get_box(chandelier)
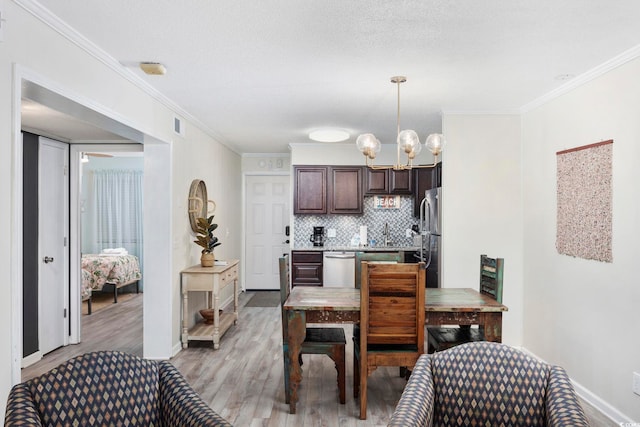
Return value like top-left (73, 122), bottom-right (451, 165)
top-left (356, 76), bottom-right (445, 170)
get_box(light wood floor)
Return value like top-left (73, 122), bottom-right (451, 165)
top-left (21, 292), bottom-right (617, 426)
top-left (22, 291), bottom-right (143, 380)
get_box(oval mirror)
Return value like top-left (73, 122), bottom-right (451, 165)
top-left (188, 179), bottom-right (208, 233)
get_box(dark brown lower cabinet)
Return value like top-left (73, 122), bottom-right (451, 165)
top-left (291, 251), bottom-right (323, 286)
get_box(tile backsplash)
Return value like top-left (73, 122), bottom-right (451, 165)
top-left (294, 196), bottom-right (418, 247)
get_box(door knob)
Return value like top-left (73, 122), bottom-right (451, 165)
top-left (282, 240), bottom-right (290, 244)
top-left (43, 256), bottom-right (54, 263)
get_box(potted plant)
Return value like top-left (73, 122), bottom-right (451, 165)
top-left (194, 215), bottom-right (221, 267)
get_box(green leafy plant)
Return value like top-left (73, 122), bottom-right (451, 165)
top-left (194, 215), bottom-right (222, 254)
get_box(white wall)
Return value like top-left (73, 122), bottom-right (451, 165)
top-left (522, 57), bottom-right (640, 421)
top-left (242, 153), bottom-right (290, 173)
top-left (440, 114), bottom-right (523, 347)
top-left (171, 123), bottom-right (241, 348)
top-left (0, 1), bottom-right (241, 419)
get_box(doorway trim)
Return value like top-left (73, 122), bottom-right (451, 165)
top-left (11, 64), bottom-right (173, 382)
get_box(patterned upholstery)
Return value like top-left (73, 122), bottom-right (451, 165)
top-left (4, 351), bottom-right (231, 427)
top-left (388, 342), bottom-right (589, 427)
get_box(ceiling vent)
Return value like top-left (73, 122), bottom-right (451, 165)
top-left (174, 117), bottom-right (185, 136)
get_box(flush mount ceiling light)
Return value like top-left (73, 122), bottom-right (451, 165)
top-left (308, 129), bottom-right (350, 142)
top-left (139, 62), bottom-right (167, 75)
top-left (356, 76), bottom-right (445, 170)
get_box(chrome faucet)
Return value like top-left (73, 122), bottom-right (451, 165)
top-left (383, 222), bottom-right (391, 246)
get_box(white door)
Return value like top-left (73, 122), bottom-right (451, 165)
top-left (38, 138), bottom-right (69, 355)
top-left (245, 175), bottom-right (290, 290)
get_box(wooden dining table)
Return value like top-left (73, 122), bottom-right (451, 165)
top-left (283, 286), bottom-right (508, 414)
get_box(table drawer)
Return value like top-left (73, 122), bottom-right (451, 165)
top-left (220, 264), bottom-right (238, 286)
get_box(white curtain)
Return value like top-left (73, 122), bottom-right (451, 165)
top-left (91, 169), bottom-right (144, 289)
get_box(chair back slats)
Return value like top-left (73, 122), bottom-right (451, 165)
top-left (355, 251), bottom-right (403, 288)
top-left (362, 262), bottom-right (425, 347)
top-left (479, 254), bottom-right (504, 303)
top-left (356, 261), bottom-right (426, 420)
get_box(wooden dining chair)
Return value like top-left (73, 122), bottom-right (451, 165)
top-left (427, 254), bottom-right (504, 352)
top-left (279, 255), bottom-right (346, 405)
top-left (355, 251), bottom-right (405, 378)
top-left (353, 261), bottom-right (426, 420)
top-left (354, 251), bottom-right (403, 288)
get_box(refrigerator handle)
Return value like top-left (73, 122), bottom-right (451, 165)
top-left (419, 197), bottom-right (427, 260)
top-left (424, 197), bottom-right (433, 269)
top-left (425, 233), bottom-right (433, 269)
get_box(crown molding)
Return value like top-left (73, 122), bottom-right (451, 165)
top-left (14, 0), bottom-right (238, 154)
top-left (242, 152), bottom-right (291, 158)
top-left (521, 43), bottom-right (640, 113)
top-left (442, 109), bottom-right (520, 116)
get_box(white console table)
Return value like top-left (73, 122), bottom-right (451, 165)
top-left (180, 260), bottom-right (239, 349)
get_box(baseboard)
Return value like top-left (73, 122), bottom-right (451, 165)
top-left (520, 346), bottom-right (631, 424)
top-left (143, 354), bottom-right (171, 361)
top-left (22, 351), bottom-right (42, 368)
top-left (221, 295), bottom-right (234, 310)
top-left (572, 379), bottom-right (634, 424)
top-left (172, 341), bottom-right (183, 358)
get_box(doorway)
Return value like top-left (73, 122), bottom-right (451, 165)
top-left (78, 152), bottom-right (144, 322)
top-left (244, 174), bottom-right (290, 290)
top-left (12, 74), bottom-right (173, 383)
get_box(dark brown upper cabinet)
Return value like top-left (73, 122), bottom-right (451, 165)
top-left (389, 169), bottom-right (412, 194)
top-left (413, 162), bottom-right (442, 217)
top-left (364, 168), bottom-right (412, 195)
top-left (293, 166), bottom-right (363, 215)
top-left (328, 166), bottom-right (363, 214)
top-left (293, 166), bottom-right (327, 214)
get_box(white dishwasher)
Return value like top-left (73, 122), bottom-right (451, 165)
top-left (323, 251), bottom-right (356, 288)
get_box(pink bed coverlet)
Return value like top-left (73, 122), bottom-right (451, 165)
top-left (81, 254), bottom-right (142, 292)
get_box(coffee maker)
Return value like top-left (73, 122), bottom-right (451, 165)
top-left (309, 226), bottom-right (325, 247)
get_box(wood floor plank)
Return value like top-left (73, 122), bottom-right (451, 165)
top-left (20, 291), bottom-right (618, 426)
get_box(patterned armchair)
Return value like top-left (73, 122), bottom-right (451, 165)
top-left (388, 342), bottom-right (589, 427)
top-left (5, 351), bottom-right (231, 427)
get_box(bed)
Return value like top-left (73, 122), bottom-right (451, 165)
top-left (81, 254), bottom-right (142, 311)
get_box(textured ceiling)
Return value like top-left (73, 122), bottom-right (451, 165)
top-left (21, 0), bottom-right (640, 153)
